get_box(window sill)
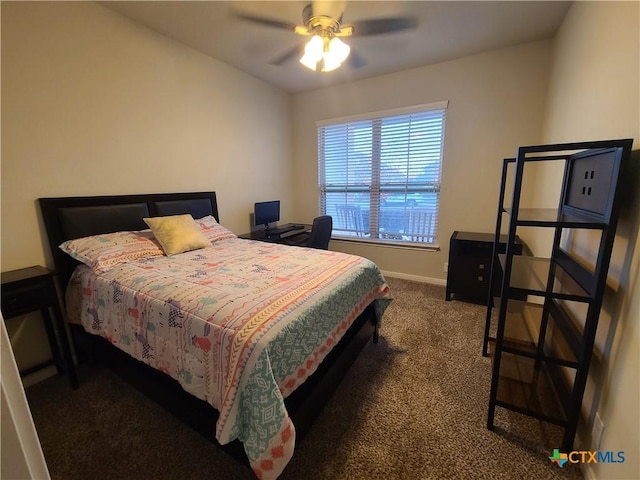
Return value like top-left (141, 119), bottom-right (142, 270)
top-left (331, 236), bottom-right (440, 252)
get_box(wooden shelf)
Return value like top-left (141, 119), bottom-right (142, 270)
top-left (503, 208), bottom-right (608, 228)
top-left (488, 304), bottom-right (575, 421)
top-left (489, 299), bottom-right (580, 368)
top-left (494, 353), bottom-right (569, 426)
top-left (499, 255), bottom-right (591, 301)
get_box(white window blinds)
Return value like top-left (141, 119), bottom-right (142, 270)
top-left (318, 102), bottom-right (447, 245)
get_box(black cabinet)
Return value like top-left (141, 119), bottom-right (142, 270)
top-left (483, 139), bottom-right (633, 452)
top-left (1, 265), bottom-right (78, 388)
top-left (446, 231), bottom-right (521, 304)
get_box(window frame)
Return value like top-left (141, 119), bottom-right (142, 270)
top-left (317, 101), bottom-right (448, 249)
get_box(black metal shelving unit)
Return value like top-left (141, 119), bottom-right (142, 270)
top-left (483, 139), bottom-right (633, 451)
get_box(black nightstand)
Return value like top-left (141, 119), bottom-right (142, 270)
top-left (1, 266), bottom-right (78, 389)
top-left (445, 231), bottom-right (523, 304)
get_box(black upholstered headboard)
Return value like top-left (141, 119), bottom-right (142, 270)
top-left (39, 191), bottom-right (219, 287)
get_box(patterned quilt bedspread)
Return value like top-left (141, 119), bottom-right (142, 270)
top-left (65, 237), bottom-right (391, 479)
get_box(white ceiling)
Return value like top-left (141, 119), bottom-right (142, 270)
top-left (100, 1), bottom-right (572, 93)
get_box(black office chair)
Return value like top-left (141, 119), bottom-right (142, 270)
top-left (282, 215), bottom-right (333, 250)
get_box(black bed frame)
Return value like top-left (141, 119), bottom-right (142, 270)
top-left (38, 191), bottom-right (378, 465)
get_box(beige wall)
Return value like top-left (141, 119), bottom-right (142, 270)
top-left (538, 2), bottom-right (639, 479)
top-left (1, 1), bottom-right (292, 274)
top-left (291, 40), bottom-right (553, 282)
top-left (0, 2), bottom-right (291, 383)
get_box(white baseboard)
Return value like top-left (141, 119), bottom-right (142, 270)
top-left (381, 270), bottom-right (447, 286)
top-left (21, 365), bottom-right (58, 388)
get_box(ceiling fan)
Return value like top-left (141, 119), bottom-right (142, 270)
top-left (234, 1), bottom-right (418, 72)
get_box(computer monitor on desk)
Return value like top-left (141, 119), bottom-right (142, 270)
top-left (254, 200), bottom-right (280, 231)
top-left (253, 201), bottom-right (308, 237)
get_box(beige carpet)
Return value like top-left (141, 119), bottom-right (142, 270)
top-left (26, 278), bottom-right (583, 480)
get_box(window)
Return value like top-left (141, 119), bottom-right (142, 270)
top-left (317, 101), bottom-right (447, 246)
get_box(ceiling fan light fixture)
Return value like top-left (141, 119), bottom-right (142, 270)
top-left (300, 34), bottom-right (324, 70)
top-left (237, 3), bottom-right (418, 71)
top-left (321, 55), bottom-right (341, 72)
top-left (300, 34), bottom-right (350, 72)
top-left (326, 36), bottom-right (350, 62)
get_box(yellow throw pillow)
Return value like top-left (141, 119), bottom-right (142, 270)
top-left (143, 214), bottom-right (211, 256)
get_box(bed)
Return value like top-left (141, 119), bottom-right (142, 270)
top-left (38, 191), bottom-right (391, 479)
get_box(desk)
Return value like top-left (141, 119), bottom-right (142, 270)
top-left (1, 265), bottom-right (79, 389)
top-left (238, 223), bottom-right (312, 243)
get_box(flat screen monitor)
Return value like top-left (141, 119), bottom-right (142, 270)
top-left (254, 200), bottom-right (280, 230)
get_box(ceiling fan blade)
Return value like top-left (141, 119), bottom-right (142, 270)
top-left (349, 17), bottom-right (418, 36)
top-left (234, 11), bottom-right (300, 32)
top-left (347, 49), bottom-right (367, 69)
top-left (269, 44), bottom-right (304, 66)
